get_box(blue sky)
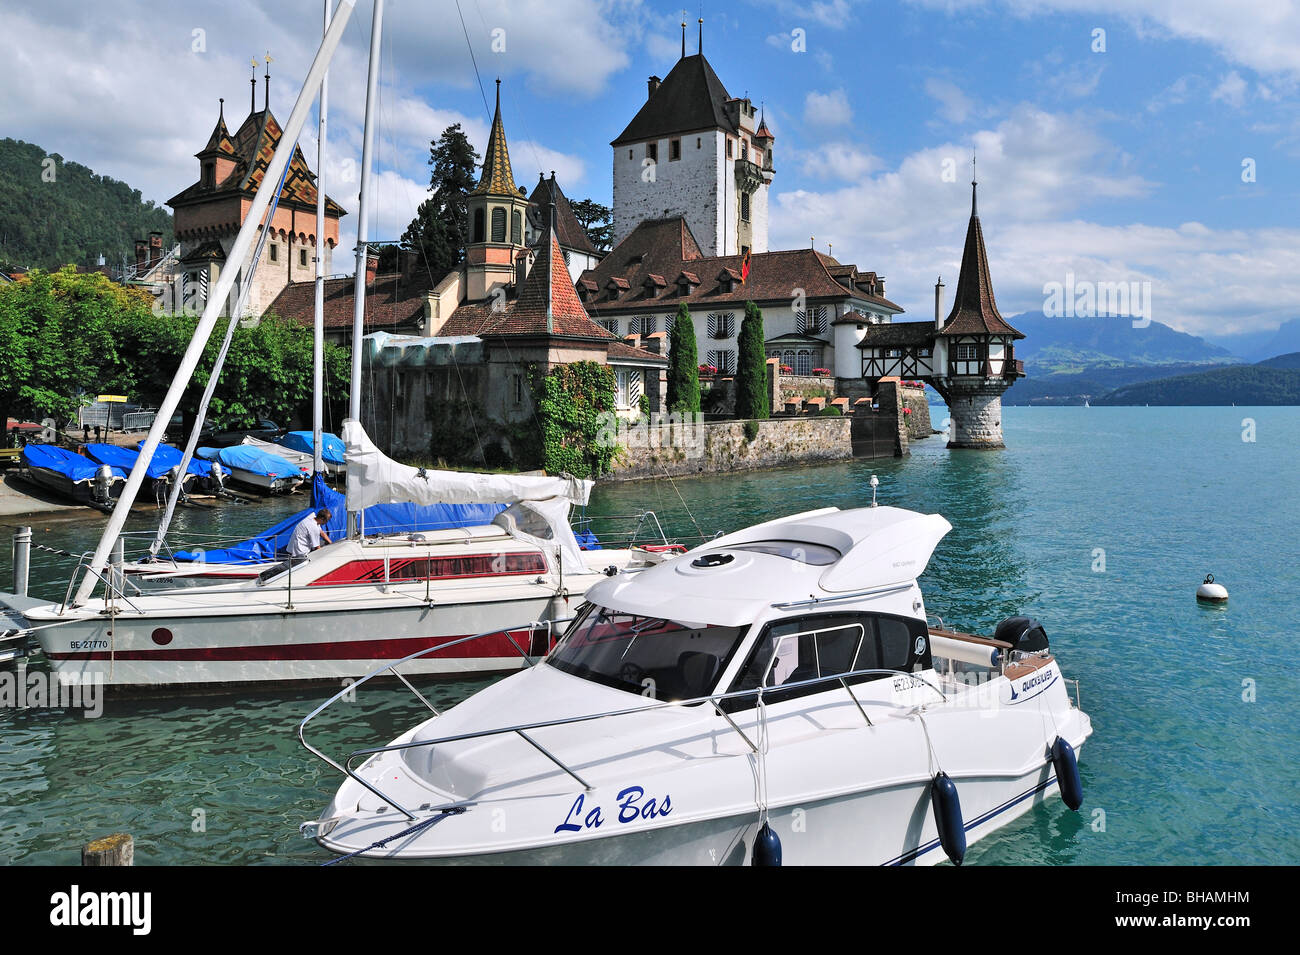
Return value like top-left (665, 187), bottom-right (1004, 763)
top-left (5, 0), bottom-right (1299, 344)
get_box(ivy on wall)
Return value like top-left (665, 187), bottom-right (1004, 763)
top-left (532, 360), bottom-right (616, 479)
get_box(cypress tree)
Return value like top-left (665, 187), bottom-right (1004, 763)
top-left (666, 303), bottom-right (700, 414)
top-left (735, 300), bottom-right (770, 420)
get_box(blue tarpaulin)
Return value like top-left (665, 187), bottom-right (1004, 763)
top-left (195, 444), bottom-right (308, 479)
top-left (137, 442), bottom-right (230, 479)
top-left (22, 444), bottom-right (127, 483)
top-left (173, 473), bottom-right (508, 564)
top-left (84, 443), bottom-right (226, 480)
top-left (275, 431), bottom-right (346, 466)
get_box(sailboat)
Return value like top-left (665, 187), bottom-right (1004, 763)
top-left (0, 0), bottom-right (674, 690)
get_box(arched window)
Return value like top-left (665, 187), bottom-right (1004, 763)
top-left (491, 207), bottom-right (506, 242)
top-left (511, 210), bottom-right (522, 244)
top-left (796, 350), bottom-right (812, 376)
top-left (473, 208), bottom-right (485, 243)
top-left (782, 349), bottom-right (795, 371)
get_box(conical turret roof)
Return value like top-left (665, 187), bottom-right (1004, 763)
top-left (472, 80), bottom-right (517, 197)
top-left (939, 182), bottom-right (1023, 339)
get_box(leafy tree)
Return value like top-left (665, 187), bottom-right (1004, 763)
top-left (666, 303), bottom-right (700, 414)
top-left (734, 300), bottom-right (770, 420)
top-left (400, 124), bottom-right (480, 281)
top-left (0, 138), bottom-right (172, 271)
top-left (0, 266), bottom-right (348, 437)
top-left (570, 198), bottom-right (613, 252)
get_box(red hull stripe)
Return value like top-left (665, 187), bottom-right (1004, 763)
top-left (46, 629), bottom-right (537, 663)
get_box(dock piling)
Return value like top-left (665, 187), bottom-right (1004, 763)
top-left (12, 526), bottom-right (31, 596)
top-left (82, 833), bottom-right (134, 866)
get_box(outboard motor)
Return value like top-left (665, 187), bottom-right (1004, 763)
top-left (993, 616), bottom-right (1049, 655)
top-left (92, 463), bottom-right (114, 505)
top-left (208, 460), bottom-right (225, 491)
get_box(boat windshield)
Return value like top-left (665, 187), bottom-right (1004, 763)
top-left (547, 605), bottom-right (747, 702)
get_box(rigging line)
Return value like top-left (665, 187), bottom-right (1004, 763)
top-left (455, 0), bottom-right (492, 121)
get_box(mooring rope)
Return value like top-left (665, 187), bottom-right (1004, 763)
top-left (320, 807), bottom-right (464, 866)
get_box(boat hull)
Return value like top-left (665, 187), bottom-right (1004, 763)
top-left (30, 590), bottom-right (569, 688)
top-left (23, 466), bottom-right (123, 505)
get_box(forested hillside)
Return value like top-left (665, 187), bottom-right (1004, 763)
top-left (0, 138), bottom-right (173, 271)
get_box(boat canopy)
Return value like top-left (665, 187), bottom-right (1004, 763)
top-left (197, 444), bottom-right (308, 480)
top-left (343, 419), bottom-right (592, 568)
top-left (275, 430), bottom-right (346, 466)
top-left (22, 445), bottom-right (126, 482)
top-left (83, 442), bottom-right (224, 481)
top-left (240, 436), bottom-right (336, 474)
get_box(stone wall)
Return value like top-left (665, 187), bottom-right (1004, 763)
top-left (607, 416), bottom-right (851, 482)
top-left (900, 384), bottom-right (932, 440)
top-left (943, 382), bottom-right (1006, 448)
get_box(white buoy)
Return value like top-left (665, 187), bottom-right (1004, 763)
top-left (1197, 573), bottom-right (1228, 603)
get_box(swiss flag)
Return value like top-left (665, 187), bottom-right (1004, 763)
top-left (740, 248), bottom-right (751, 284)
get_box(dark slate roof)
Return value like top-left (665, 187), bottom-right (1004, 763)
top-left (526, 175), bottom-right (599, 256)
top-left (578, 216), bottom-right (903, 314)
top-left (266, 270), bottom-right (432, 333)
top-left (855, 321), bottom-right (937, 348)
top-left (168, 107), bottom-right (346, 218)
top-left (611, 54), bottom-right (736, 146)
top-left (939, 185), bottom-right (1023, 339)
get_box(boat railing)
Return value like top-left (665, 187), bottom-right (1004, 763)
top-left (298, 629), bottom-right (949, 821)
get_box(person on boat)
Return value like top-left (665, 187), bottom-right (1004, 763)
top-left (287, 508), bottom-right (333, 557)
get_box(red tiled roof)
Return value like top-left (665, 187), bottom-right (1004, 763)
top-left (939, 191), bottom-right (1023, 339)
top-left (265, 270), bottom-right (432, 333)
top-left (579, 216), bottom-right (903, 314)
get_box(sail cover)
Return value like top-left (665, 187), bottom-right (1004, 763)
top-left (343, 419), bottom-right (592, 510)
top-left (343, 419), bottom-right (592, 569)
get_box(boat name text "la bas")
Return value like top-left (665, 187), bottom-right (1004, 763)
top-left (555, 786), bottom-right (673, 834)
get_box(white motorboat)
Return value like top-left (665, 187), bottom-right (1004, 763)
top-left (8, 421), bottom-right (672, 689)
top-left (301, 504), bottom-right (1092, 865)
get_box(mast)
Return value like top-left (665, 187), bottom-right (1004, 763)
top-left (347, 0), bottom-right (383, 538)
top-left (72, 0), bottom-right (359, 608)
top-left (313, 0), bottom-right (331, 476)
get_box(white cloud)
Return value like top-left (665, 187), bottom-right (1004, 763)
top-left (766, 105), bottom-right (1300, 338)
top-left (925, 78), bottom-right (974, 123)
top-left (909, 0), bottom-right (1300, 79)
top-left (796, 143), bottom-right (880, 181)
top-left (803, 88), bottom-right (853, 126)
top-left (1212, 71), bottom-right (1249, 108)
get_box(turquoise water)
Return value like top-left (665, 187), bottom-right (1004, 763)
top-left (1, 406), bottom-right (1297, 865)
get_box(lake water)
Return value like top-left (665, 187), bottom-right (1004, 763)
top-left (2, 406), bottom-right (1297, 865)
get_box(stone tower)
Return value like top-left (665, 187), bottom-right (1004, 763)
top-left (464, 80), bottom-right (531, 303)
top-left (930, 178), bottom-right (1024, 448)
top-left (611, 46), bottom-right (773, 258)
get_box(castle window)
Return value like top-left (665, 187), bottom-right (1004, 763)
top-left (741, 192), bottom-right (750, 222)
top-left (599, 318), bottom-right (619, 335)
top-left (670, 138), bottom-right (681, 161)
top-left (795, 350), bottom-right (812, 376)
top-left (707, 312), bottom-right (735, 339)
top-left (741, 141), bottom-right (748, 161)
top-left (202, 162), bottom-right (215, 188)
top-left (696, 137), bottom-right (701, 149)
top-left (630, 315), bottom-right (657, 336)
top-left (797, 305), bottom-right (827, 334)
top-left (955, 343), bottom-right (979, 361)
top-left (473, 208), bottom-right (485, 243)
top-left (269, 243), bottom-right (278, 263)
top-left (512, 211), bottom-right (522, 244)
top-left (726, 139), bottom-right (733, 158)
top-left (491, 207), bottom-right (506, 242)
top-left (707, 350), bottom-right (735, 374)
top-left (299, 249), bottom-right (308, 267)
top-left (512, 374), bottom-right (524, 406)
top-left (646, 142), bottom-right (658, 162)
top-left (629, 149), bottom-right (634, 160)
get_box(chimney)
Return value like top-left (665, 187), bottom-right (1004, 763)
top-left (149, 232), bottom-right (164, 269)
top-left (934, 276), bottom-right (945, 329)
top-left (647, 75), bottom-right (661, 99)
top-left (134, 239), bottom-right (148, 272)
top-left (365, 251), bottom-right (378, 285)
